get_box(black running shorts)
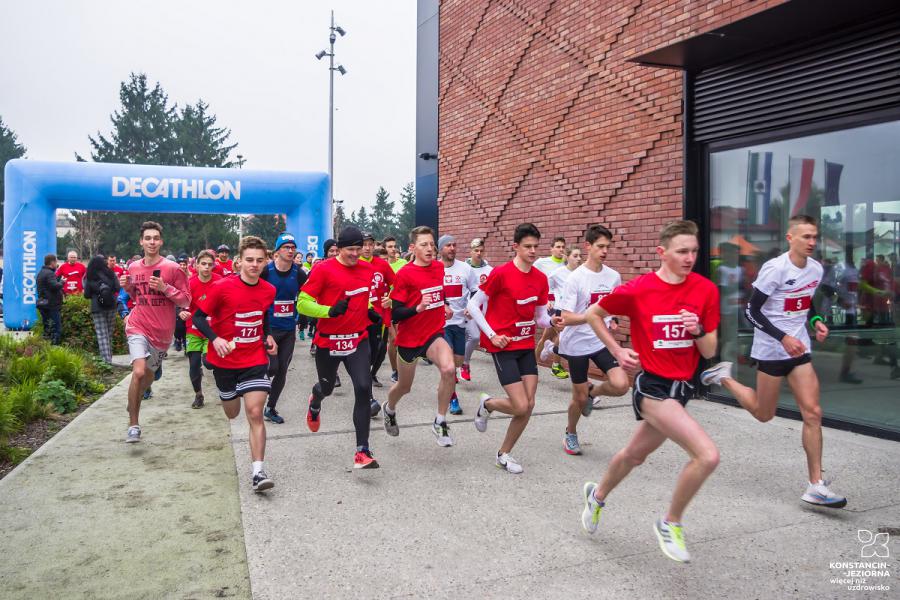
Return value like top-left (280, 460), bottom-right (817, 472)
top-left (631, 371), bottom-right (693, 421)
top-left (755, 353), bottom-right (811, 378)
top-left (491, 349), bottom-right (538, 387)
top-left (212, 363), bottom-right (271, 402)
top-left (561, 348), bottom-right (620, 385)
top-left (397, 332), bottom-right (444, 364)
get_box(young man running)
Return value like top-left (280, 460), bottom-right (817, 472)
top-left (193, 236), bottom-right (278, 492)
top-left (384, 236), bottom-right (407, 383)
top-left (259, 233), bottom-right (308, 424)
top-left (701, 214), bottom-right (847, 508)
top-left (297, 226), bottom-right (381, 469)
top-left (466, 223), bottom-right (552, 474)
top-left (438, 234), bottom-right (478, 415)
top-left (120, 221), bottom-right (191, 443)
top-left (461, 238), bottom-right (492, 382)
top-left (534, 236), bottom-right (569, 379)
top-left (553, 225), bottom-right (628, 455)
top-left (360, 232), bottom-right (395, 404)
top-left (383, 226), bottom-right (457, 447)
top-left (579, 220), bottom-right (720, 563)
top-left (181, 250), bottom-right (221, 409)
top-left (215, 244), bottom-right (234, 276)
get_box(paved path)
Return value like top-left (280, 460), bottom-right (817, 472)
top-left (1, 344), bottom-right (898, 599)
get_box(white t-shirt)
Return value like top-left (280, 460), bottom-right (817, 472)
top-left (443, 259), bottom-right (478, 327)
top-left (750, 252), bottom-right (823, 361)
top-left (557, 264), bottom-right (622, 356)
top-left (717, 264), bottom-right (742, 308)
top-left (548, 267), bottom-right (575, 301)
top-left (534, 256), bottom-right (565, 278)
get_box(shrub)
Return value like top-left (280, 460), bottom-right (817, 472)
top-left (43, 346), bottom-right (87, 391)
top-left (0, 446), bottom-right (32, 465)
top-left (6, 380), bottom-right (48, 422)
top-left (34, 378), bottom-right (78, 414)
top-left (6, 355), bottom-right (46, 385)
top-left (0, 334), bottom-right (20, 358)
top-left (0, 393), bottom-right (20, 443)
top-left (32, 295), bottom-right (127, 356)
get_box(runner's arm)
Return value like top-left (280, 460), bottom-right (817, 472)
top-left (391, 299), bottom-right (418, 322)
top-left (163, 276), bottom-right (191, 307)
top-left (192, 307), bottom-right (218, 341)
top-left (534, 304), bottom-right (551, 329)
top-left (465, 290), bottom-right (496, 338)
top-left (807, 297), bottom-right (824, 329)
top-left (263, 312), bottom-right (271, 338)
top-left (745, 288), bottom-right (787, 341)
top-left (296, 291), bottom-right (330, 319)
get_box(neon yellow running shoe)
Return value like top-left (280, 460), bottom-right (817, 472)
top-left (551, 363), bottom-right (569, 379)
top-left (654, 518), bottom-right (691, 563)
top-left (581, 482), bottom-right (604, 533)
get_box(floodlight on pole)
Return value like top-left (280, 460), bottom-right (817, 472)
top-left (316, 9), bottom-right (347, 237)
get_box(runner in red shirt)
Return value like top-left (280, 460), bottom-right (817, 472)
top-left (298, 226), bottom-right (381, 469)
top-left (107, 254), bottom-right (125, 278)
top-left (120, 222), bottom-right (191, 444)
top-left (179, 250), bottom-right (221, 409)
top-left (382, 226), bottom-right (458, 448)
top-left (466, 223), bottom-right (552, 474)
top-left (216, 244), bottom-right (234, 276)
top-left (579, 220), bottom-right (720, 564)
top-left (56, 251), bottom-right (86, 295)
top-left (193, 236), bottom-right (278, 492)
top-left (360, 231), bottom-right (395, 411)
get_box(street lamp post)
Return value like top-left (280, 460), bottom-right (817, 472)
top-left (316, 10), bottom-right (347, 236)
top-left (236, 154), bottom-right (245, 242)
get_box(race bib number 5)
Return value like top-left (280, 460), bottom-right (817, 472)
top-left (328, 333), bottom-right (360, 357)
top-left (782, 293), bottom-right (811, 317)
top-left (651, 314), bottom-right (693, 349)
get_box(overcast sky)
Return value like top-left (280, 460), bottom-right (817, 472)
top-left (0, 0), bottom-right (416, 215)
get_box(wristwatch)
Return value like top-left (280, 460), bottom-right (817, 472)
top-left (691, 324), bottom-right (706, 339)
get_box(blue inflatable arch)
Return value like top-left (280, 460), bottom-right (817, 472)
top-left (3, 159), bottom-right (329, 330)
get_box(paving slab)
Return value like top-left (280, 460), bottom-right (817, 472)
top-left (0, 353), bottom-right (251, 600)
top-left (231, 343), bottom-right (900, 599)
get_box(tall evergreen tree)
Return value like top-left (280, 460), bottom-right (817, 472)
top-left (75, 73), bottom-right (239, 258)
top-left (0, 116), bottom-right (27, 234)
top-left (397, 181), bottom-right (416, 236)
top-left (351, 207), bottom-right (370, 231)
top-left (369, 186), bottom-right (395, 241)
top-left (333, 203), bottom-right (347, 233)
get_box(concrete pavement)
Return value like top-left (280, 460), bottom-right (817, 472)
top-left (0, 344), bottom-right (897, 599)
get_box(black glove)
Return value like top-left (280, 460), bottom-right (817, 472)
top-left (328, 298), bottom-right (349, 318)
top-left (368, 308), bottom-right (382, 327)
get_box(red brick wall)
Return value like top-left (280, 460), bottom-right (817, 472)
top-left (438, 0), bottom-right (788, 280)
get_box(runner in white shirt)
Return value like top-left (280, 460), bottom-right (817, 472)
top-left (548, 225), bottom-right (628, 455)
top-left (461, 238), bottom-right (492, 382)
top-left (701, 214), bottom-right (847, 509)
top-left (548, 247), bottom-right (581, 303)
top-left (438, 234), bottom-right (479, 415)
top-left (533, 236), bottom-right (569, 379)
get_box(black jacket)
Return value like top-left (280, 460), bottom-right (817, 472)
top-left (84, 268), bottom-right (121, 313)
top-left (37, 265), bottom-right (64, 309)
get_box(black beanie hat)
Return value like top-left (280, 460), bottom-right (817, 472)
top-left (337, 226), bottom-right (364, 248)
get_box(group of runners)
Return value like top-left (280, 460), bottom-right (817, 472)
top-left (118, 213), bottom-right (847, 563)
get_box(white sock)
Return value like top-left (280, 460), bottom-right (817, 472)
top-left (383, 403), bottom-right (395, 416)
top-left (435, 413), bottom-right (446, 424)
top-left (252, 461), bottom-right (264, 476)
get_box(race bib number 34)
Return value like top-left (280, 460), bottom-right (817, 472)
top-left (783, 293), bottom-right (811, 317)
top-left (274, 300), bottom-right (295, 317)
top-left (651, 314), bottom-right (693, 349)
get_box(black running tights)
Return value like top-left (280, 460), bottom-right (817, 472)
top-left (312, 338), bottom-right (372, 448)
top-left (267, 329), bottom-right (297, 409)
top-left (187, 351), bottom-right (203, 393)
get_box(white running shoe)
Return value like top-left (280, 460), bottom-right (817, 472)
top-left (654, 518), bottom-right (691, 563)
top-left (474, 393), bottom-right (491, 432)
top-left (581, 482), bottom-right (604, 534)
top-left (125, 425), bottom-right (141, 443)
top-left (801, 480), bottom-right (847, 508)
top-left (496, 452), bottom-right (523, 474)
top-left (432, 420), bottom-right (454, 447)
top-left (700, 361), bottom-right (733, 386)
top-left (539, 340), bottom-right (555, 362)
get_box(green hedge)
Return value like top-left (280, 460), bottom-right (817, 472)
top-left (32, 294), bottom-right (128, 355)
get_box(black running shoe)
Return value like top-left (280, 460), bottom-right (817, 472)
top-left (252, 471), bottom-right (274, 492)
top-left (334, 375), bottom-right (342, 388)
top-left (372, 376), bottom-right (383, 388)
top-left (191, 393), bottom-right (204, 409)
top-left (370, 398), bottom-right (382, 418)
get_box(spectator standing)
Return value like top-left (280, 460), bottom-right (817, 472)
top-left (84, 255), bottom-right (122, 363)
top-left (36, 253), bottom-right (64, 344)
top-left (56, 251), bottom-right (86, 295)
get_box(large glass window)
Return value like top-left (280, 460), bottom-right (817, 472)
top-left (709, 119), bottom-right (900, 434)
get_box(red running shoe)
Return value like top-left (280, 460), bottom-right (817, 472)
top-left (459, 364), bottom-right (471, 382)
top-left (306, 394), bottom-right (320, 433)
top-left (353, 449), bottom-right (379, 469)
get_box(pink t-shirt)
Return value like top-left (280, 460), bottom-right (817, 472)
top-left (124, 257), bottom-right (191, 350)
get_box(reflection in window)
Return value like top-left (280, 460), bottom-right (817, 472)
top-left (709, 120), bottom-right (900, 434)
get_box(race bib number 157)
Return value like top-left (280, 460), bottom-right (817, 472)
top-left (651, 314), bottom-right (693, 349)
